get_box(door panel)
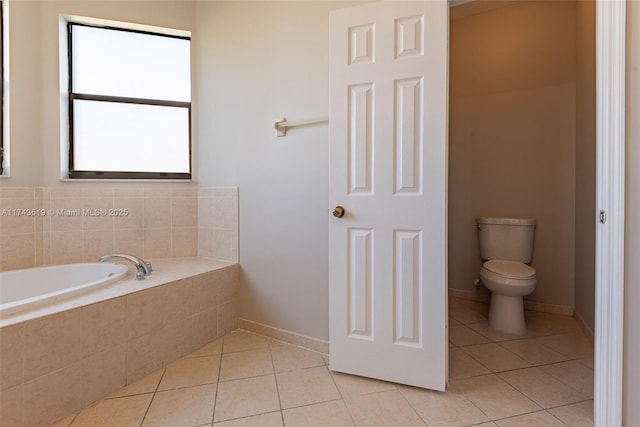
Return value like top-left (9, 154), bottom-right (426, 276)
top-left (329, 0), bottom-right (448, 391)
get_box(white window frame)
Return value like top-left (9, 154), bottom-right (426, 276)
top-left (59, 15), bottom-right (192, 180)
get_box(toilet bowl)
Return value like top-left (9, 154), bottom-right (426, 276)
top-left (480, 259), bottom-right (536, 334)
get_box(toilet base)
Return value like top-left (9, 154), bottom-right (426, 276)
top-left (489, 293), bottom-right (526, 335)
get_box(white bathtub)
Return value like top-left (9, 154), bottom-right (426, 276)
top-left (0, 263), bottom-right (129, 319)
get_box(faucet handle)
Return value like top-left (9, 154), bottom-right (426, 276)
top-left (144, 261), bottom-right (153, 274)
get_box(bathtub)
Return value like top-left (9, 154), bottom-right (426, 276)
top-left (0, 262), bottom-right (129, 319)
top-left (0, 258), bottom-right (239, 426)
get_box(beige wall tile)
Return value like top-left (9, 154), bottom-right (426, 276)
top-left (172, 196), bottom-right (197, 227)
top-left (0, 324), bottom-right (24, 391)
top-left (81, 297), bottom-right (127, 357)
top-left (0, 233), bottom-right (36, 270)
top-left (126, 286), bottom-right (165, 340)
top-left (0, 187), bottom-right (35, 199)
top-left (49, 198), bottom-right (83, 232)
top-left (113, 197), bottom-right (144, 229)
top-left (171, 227), bottom-right (197, 257)
top-left (82, 229), bottom-right (115, 263)
top-left (23, 362), bottom-right (84, 427)
top-left (143, 197), bottom-right (171, 228)
top-left (193, 308), bottom-right (219, 350)
top-left (126, 328), bottom-right (165, 384)
top-left (164, 278), bottom-right (193, 322)
top-left (218, 299), bottom-right (239, 337)
top-left (192, 271), bottom-right (219, 314)
top-left (143, 228), bottom-right (171, 259)
top-left (50, 231), bottom-right (84, 265)
top-left (0, 198), bottom-right (36, 235)
top-left (198, 228), bottom-right (215, 258)
top-left (82, 197), bottom-right (114, 230)
top-left (198, 197), bottom-right (215, 228)
top-left (81, 345), bottom-right (127, 406)
top-left (0, 384), bottom-right (23, 426)
top-left (114, 228), bottom-right (144, 256)
top-left (161, 318), bottom-right (195, 363)
top-left (23, 308), bottom-right (83, 382)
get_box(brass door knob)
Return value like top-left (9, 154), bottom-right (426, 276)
top-left (332, 206), bottom-right (345, 218)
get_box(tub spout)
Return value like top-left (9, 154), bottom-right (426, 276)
top-left (99, 254), bottom-right (152, 280)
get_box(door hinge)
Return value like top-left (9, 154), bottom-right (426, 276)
top-left (599, 210), bottom-right (607, 224)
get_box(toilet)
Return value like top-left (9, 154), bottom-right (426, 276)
top-left (477, 217), bottom-right (537, 335)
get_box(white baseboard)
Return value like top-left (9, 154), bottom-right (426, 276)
top-left (239, 318), bottom-right (329, 354)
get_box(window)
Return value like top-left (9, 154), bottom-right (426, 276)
top-left (1, 0), bottom-right (5, 175)
top-left (68, 22), bottom-right (191, 179)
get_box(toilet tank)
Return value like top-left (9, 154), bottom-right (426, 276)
top-left (477, 217), bottom-right (536, 263)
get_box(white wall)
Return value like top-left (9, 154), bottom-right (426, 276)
top-left (623, 0), bottom-right (640, 424)
top-left (195, 1), bottom-right (361, 340)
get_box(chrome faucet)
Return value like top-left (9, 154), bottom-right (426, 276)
top-left (99, 253), bottom-right (153, 280)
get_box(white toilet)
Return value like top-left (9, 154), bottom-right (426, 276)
top-left (477, 217), bottom-right (537, 335)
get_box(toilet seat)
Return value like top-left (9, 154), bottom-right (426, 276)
top-left (483, 259), bottom-right (536, 279)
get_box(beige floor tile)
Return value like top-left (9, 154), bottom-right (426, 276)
top-left (214, 374), bottom-right (280, 422)
top-left (536, 333), bottom-right (593, 360)
top-left (399, 384), bottom-right (489, 427)
top-left (467, 321), bottom-right (539, 342)
top-left (579, 356), bottom-right (594, 370)
top-left (454, 374), bottom-right (541, 420)
top-left (283, 400), bottom-right (355, 427)
top-left (188, 338), bottom-right (224, 358)
top-left (473, 423), bottom-right (499, 427)
top-left (71, 394), bottom-right (153, 427)
top-left (540, 361), bottom-right (594, 398)
top-left (158, 355), bottom-right (221, 391)
top-left (213, 411), bottom-right (283, 426)
top-left (108, 368), bottom-right (164, 399)
top-left (321, 354), bottom-right (330, 365)
top-left (499, 339), bottom-right (571, 366)
top-left (223, 331), bottom-right (270, 353)
top-left (330, 371), bottom-right (397, 397)
top-left (344, 389), bottom-right (425, 427)
top-left (449, 317), bottom-right (461, 326)
top-left (495, 410), bottom-right (566, 426)
top-left (450, 347), bottom-right (492, 380)
top-left (276, 366), bottom-right (341, 409)
top-left (270, 343), bottom-right (325, 372)
top-left (143, 384), bottom-right (216, 427)
top-left (499, 367), bottom-right (589, 409)
top-left (219, 348), bottom-right (273, 381)
top-left (524, 313), bottom-right (582, 336)
top-left (462, 343), bottom-right (532, 372)
top-left (547, 400), bottom-right (594, 426)
top-left (449, 304), bottom-right (489, 325)
top-left (449, 324), bottom-right (491, 346)
top-left (49, 413), bottom-right (77, 427)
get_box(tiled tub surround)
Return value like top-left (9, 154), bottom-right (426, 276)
top-left (0, 186), bottom-right (239, 272)
top-left (0, 258), bottom-right (240, 427)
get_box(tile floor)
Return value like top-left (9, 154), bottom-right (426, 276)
top-left (51, 297), bottom-right (594, 426)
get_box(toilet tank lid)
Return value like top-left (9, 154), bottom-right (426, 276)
top-left (477, 217), bottom-right (536, 226)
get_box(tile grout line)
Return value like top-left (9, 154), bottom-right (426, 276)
top-left (267, 339), bottom-right (286, 426)
top-left (210, 337), bottom-right (226, 425)
top-left (138, 366), bottom-right (168, 427)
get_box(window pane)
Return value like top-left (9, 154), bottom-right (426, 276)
top-left (72, 25), bottom-right (191, 102)
top-left (73, 100), bottom-right (190, 173)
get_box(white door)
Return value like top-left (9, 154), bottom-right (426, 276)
top-left (329, 0), bottom-right (448, 390)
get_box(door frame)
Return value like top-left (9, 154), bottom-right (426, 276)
top-left (594, 0), bottom-right (626, 425)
